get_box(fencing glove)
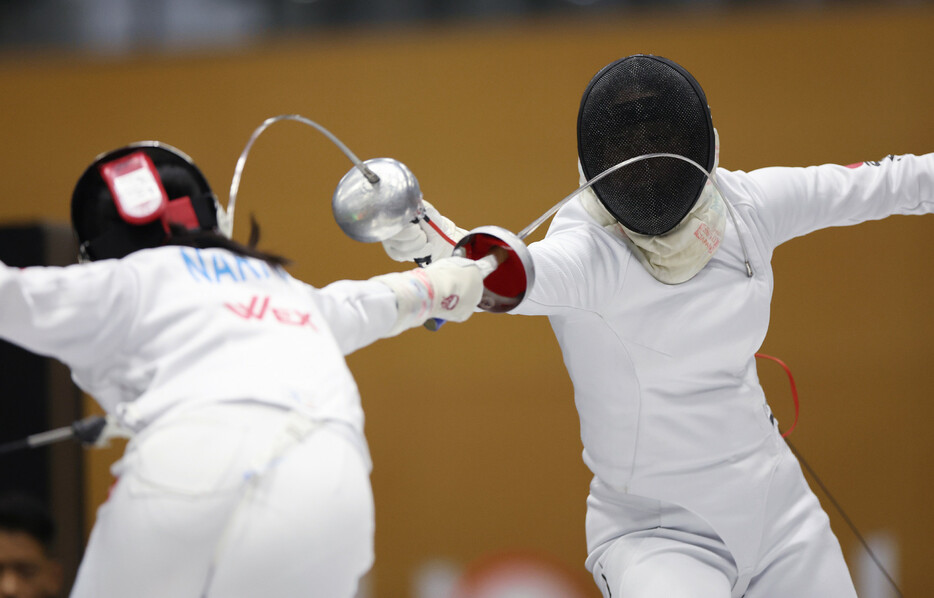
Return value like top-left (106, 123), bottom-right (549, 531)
top-left (371, 256), bottom-right (486, 336)
top-left (381, 200), bottom-right (467, 266)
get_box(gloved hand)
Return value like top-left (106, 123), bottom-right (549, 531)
top-left (420, 256), bottom-right (486, 322)
top-left (381, 200), bottom-right (468, 266)
top-left (371, 256), bottom-right (486, 336)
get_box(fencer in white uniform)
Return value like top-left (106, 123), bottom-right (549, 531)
top-left (0, 142), bottom-right (490, 598)
top-left (381, 55), bottom-right (934, 597)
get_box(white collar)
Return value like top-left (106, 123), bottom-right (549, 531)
top-left (579, 178), bottom-right (727, 284)
top-left (576, 129), bottom-right (727, 284)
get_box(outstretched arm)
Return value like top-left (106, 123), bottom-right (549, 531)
top-left (0, 260), bottom-right (135, 368)
top-left (316, 256), bottom-right (487, 355)
top-left (738, 153), bottom-right (934, 250)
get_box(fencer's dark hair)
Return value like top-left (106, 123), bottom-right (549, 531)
top-left (71, 142), bottom-right (289, 266)
top-left (0, 492), bottom-right (56, 552)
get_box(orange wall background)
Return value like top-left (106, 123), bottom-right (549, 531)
top-left (1, 4), bottom-right (932, 596)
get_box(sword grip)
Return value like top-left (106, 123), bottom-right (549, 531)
top-left (422, 248), bottom-right (508, 331)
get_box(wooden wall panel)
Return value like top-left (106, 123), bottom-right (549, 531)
top-left (0, 4), bottom-right (931, 596)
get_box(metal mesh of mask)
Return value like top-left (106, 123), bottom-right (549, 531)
top-left (577, 55), bottom-right (715, 235)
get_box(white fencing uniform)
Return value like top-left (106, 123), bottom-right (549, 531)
top-left (0, 245), bottom-right (402, 598)
top-left (515, 154), bottom-right (934, 597)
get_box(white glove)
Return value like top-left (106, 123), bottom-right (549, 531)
top-left (381, 200), bottom-right (468, 265)
top-left (371, 256), bottom-right (486, 336)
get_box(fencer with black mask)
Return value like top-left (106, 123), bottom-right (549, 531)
top-left (380, 54), bottom-right (934, 597)
top-left (0, 141), bottom-right (492, 598)
top-left (575, 55), bottom-right (733, 284)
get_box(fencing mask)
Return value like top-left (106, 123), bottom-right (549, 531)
top-left (577, 54), bottom-right (716, 236)
top-left (71, 142), bottom-right (221, 261)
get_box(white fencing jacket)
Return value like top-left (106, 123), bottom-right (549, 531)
top-left (515, 154), bottom-right (934, 562)
top-left (0, 245), bottom-right (398, 461)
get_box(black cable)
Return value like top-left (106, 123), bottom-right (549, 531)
top-left (71, 415), bottom-right (108, 444)
top-left (0, 437), bottom-right (30, 456)
top-left (0, 415), bottom-right (108, 456)
top-left (787, 438), bottom-right (904, 597)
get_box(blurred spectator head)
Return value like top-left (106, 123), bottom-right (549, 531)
top-left (0, 494), bottom-right (63, 598)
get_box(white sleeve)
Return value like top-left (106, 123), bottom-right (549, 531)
top-left (0, 260), bottom-right (138, 369)
top-left (515, 224), bottom-right (628, 316)
top-left (738, 153), bottom-right (934, 250)
top-left (312, 279), bottom-right (398, 355)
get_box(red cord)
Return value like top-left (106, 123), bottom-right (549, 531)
top-left (755, 353), bottom-right (800, 438)
top-left (423, 215), bottom-right (458, 247)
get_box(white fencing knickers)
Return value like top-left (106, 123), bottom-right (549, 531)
top-left (586, 438), bottom-right (856, 598)
top-left (70, 401), bottom-right (374, 598)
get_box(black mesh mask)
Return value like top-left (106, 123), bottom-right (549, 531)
top-left (577, 55), bottom-right (715, 236)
